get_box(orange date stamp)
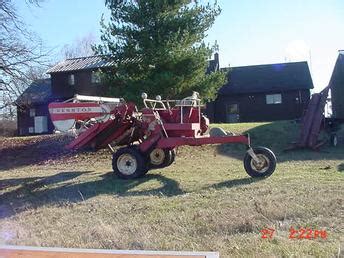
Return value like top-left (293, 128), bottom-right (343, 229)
top-left (260, 227), bottom-right (275, 239)
top-left (260, 227), bottom-right (328, 240)
top-left (288, 227), bottom-right (327, 239)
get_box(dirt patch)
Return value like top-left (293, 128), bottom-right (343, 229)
top-left (0, 135), bottom-right (111, 171)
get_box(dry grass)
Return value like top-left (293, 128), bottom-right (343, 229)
top-left (0, 121), bottom-right (343, 257)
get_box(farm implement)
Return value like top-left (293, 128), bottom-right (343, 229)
top-left (291, 51), bottom-right (344, 150)
top-left (48, 93), bottom-right (277, 179)
top-left (292, 84), bottom-right (343, 150)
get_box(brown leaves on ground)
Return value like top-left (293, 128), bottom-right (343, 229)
top-left (0, 135), bottom-right (111, 170)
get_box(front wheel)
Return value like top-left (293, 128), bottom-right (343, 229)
top-left (244, 147), bottom-right (276, 178)
top-left (112, 147), bottom-right (148, 179)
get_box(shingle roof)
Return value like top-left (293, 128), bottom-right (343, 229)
top-left (16, 79), bottom-right (52, 105)
top-left (47, 54), bottom-right (219, 75)
top-left (46, 55), bottom-right (117, 74)
top-left (218, 61), bottom-right (314, 95)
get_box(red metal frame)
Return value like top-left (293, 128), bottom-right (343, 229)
top-left (49, 96), bottom-right (250, 152)
top-left (157, 135), bottom-right (249, 149)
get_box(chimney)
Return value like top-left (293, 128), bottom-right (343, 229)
top-left (214, 52), bottom-right (219, 71)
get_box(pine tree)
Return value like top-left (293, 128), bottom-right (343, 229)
top-left (95, 0), bottom-right (226, 103)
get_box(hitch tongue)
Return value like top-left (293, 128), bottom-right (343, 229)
top-left (247, 147), bottom-right (261, 163)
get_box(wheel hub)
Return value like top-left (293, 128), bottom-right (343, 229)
top-left (117, 154), bottom-right (137, 175)
top-left (149, 148), bottom-right (165, 165)
top-left (251, 154), bottom-right (270, 173)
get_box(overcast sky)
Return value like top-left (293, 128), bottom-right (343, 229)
top-left (15, 0), bottom-right (344, 92)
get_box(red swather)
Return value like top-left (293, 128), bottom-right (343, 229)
top-left (48, 93), bottom-right (277, 179)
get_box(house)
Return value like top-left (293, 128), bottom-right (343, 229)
top-left (208, 61), bottom-right (314, 123)
top-left (329, 50), bottom-right (344, 120)
top-left (16, 56), bottom-right (115, 136)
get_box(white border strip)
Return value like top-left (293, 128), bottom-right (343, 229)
top-left (0, 245), bottom-right (219, 258)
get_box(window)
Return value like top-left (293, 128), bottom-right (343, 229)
top-left (68, 74), bottom-right (75, 85)
top-left (226, 104), bottom-right (240, 123)
top-left (227, 103), bottom-right (239, 114)
top-left (91, 71), bottom-right (101, 84)
top-left (29, 108), bottom-right (35, 117)
top-left (266, 94), bottom-right (282, 104)
top-left (29, 127), bottom-right (34, 134)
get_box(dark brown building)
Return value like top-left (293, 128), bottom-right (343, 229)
top-left (329, 51), bottom-right (344, 120)
top-left (208, 61), bottom-right (314, 123)
top-left (16, 56), bottom-right (115, 136)
top-left (16, 79), bottom-right (54, 135)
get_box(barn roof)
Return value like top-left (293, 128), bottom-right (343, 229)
top-left (329, 51), bottom-right (344, 83)
top-left (16, 79), bottom-right (52, 105)
top-left (46, 55), bottom-right (118, 74)
top-left (48, 54), bottom-right (218, 74)
top-left (329, 51), bottom-right (344, 119)
top-left (218, 61), bottom-right (314, 95)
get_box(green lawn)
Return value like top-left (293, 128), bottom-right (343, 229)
top-left (0, 121), bottom-right (343, 257)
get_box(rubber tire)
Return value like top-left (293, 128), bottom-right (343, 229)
top-left (112, 146), bottom-right (148, 179)
top-left (166, 149), bottom-right (176, 166)
top-left (149, 149), bottom-right (176, 169)
top-left (330, 133), bottom-right (338, 147)
top-left (244, 147), bottom-right (277, 178)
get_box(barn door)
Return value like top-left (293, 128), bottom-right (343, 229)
top-left (226, 103), bottom-right (240, 123)
top-left (34, 116), bottom-right (48, 133)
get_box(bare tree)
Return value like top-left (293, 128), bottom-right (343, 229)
top-left (60, 33), bottom-right (97, 59)
top-left (0, 0), bottom-right (49, 117)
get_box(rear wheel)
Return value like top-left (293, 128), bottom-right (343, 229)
top-left (244, 147), bottom-right (276, 178)
top-left (166, 149), bottom-right (176, 166)
top-left (148, 148), bottom-right (176, 169)
top-left (112, 147), bottom-right (148, 179)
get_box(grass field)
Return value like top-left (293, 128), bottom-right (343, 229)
top-left (0, 121), bottom-right (343, 257)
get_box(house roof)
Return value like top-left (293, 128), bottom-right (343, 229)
top-left (16, 79), bottom-right (52, 105)
top-left (47, 54), bottom-right (219, 75)
top-left (329, 51), bottom-right (344, 119)
top-left (46, 55), bottom-right (117, 74)
top-left (329, 51), bottom-right (344, 85)
top-left (218, 61), bottom-right (314, 95)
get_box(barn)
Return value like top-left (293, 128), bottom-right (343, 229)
top-left (208, 61), bottom-right (314, 123)
top-left (329, 50), bottom-right (344, 120)
top-left (15, 79), bottom-right (55, 136)
top-left (15, 56), bottom-right (115, 136)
